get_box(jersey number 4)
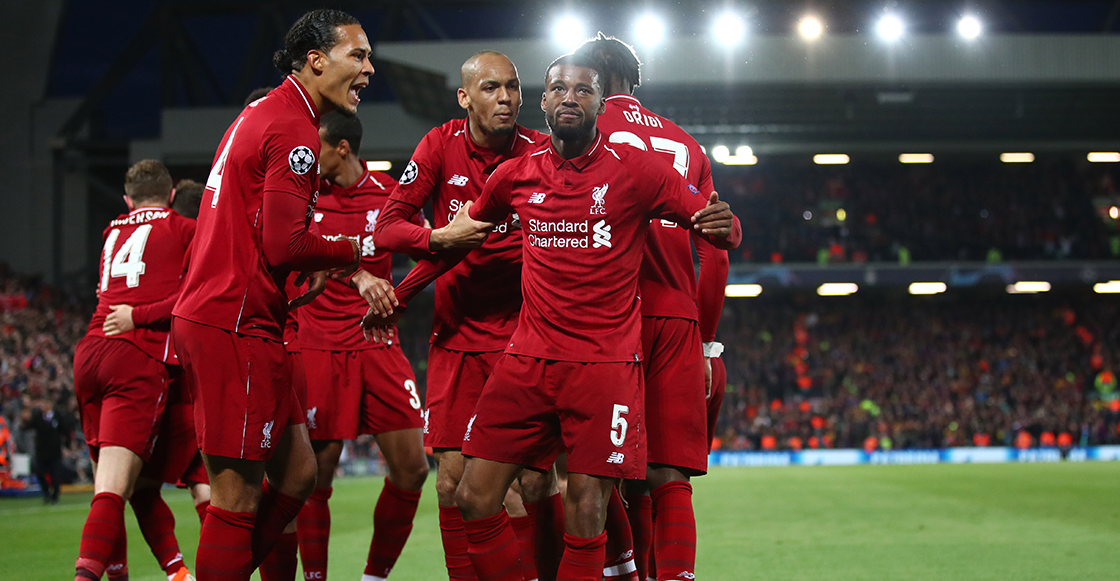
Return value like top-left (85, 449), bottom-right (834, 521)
top-left (100, 225), bottom-right (153, 291)
top-left (608, 132), bottom-right (689, 178)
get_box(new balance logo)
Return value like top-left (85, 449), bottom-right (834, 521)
top-left (593, 220), bottom-right (612, 249)
top-left (261, 421), bottom-right (275, 449)
top-left (528, 192), bottom-right (547, 204)
top-left (447, 175), bottom-right (470, 186)
top-left (607, 451), bottom-right (625, 464)
top-left (677, 572), bottom-right (696, 580)
top-left (306, 407), bottom-right (318, 430)
top-left (464, 414), bottom-right (477, 442)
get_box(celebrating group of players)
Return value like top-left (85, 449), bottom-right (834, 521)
top-left (71, 8), bottom-right (740, 581)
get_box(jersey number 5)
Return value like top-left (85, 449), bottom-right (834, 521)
top-left (608, 132), bottom-right (689, 178)
top-left (100, 225), bottom-right (153, 291)
top-left (610, 404), bottom-right (629, 447)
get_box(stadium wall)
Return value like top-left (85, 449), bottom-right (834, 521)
top-left (708, 446), bottom-right (1120, 467)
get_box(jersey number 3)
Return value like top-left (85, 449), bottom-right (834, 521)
top-left (100, 225), bottom-right (153, 291)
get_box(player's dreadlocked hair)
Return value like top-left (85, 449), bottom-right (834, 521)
top-left (574, 32), bottom-right (641, 93)
top-left (321, 110), bottom-right (364, 152)
top-left (273, 9), bottom-right (361, 75)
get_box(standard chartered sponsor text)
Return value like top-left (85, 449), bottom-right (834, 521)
top-left (527, 218), bottom-right (590, 249)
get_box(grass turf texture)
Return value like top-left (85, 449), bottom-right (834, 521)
top-left (2, 462), bottom-right (1118, 580)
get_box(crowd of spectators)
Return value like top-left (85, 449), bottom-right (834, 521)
top-left (716, 157), bottom-right (1120, 264)
top-left (713, 291), bottom-right (1120, 451)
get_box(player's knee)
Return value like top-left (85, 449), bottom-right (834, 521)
top-left (288, 454), bottom-right (319, 499)
top-left (394, 458), bottom-right (429, 492)
top-left (435, 469), bottom-right (461, 506)
top-left (518, 470), bottom-right (553, 503)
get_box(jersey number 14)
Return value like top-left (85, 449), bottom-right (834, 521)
top-left (100, 225), bottom-right (153, 291)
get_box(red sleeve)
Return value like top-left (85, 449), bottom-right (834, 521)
top-left (261, 191), bottom-right (354, 271)
top-left (693, 235), bottom-right (728, 342)
top-left (131, 294), bottom-right (177, 330)
top-left (374, 131), bottom-right (444, 255)
top-left (648, 160), bottom-right (741, 251)
top-left (468, 162), bottom-right (514, 224)
top-left (393, 249), bottom-right (471, 307)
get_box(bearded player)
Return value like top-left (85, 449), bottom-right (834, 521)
top-left (368, 53), bottom-right (741, 581)
top-left (575, 34), bottom-right (730, 581)
top-left (171, 10), bottom-right (396, 580)
top-left (73, 160), bottom-right (196, 581)
top-left (374, 51), bottom-right (560, 581)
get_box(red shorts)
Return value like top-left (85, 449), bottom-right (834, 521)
top-left (289, 349), bottom-right (308, 420)
top-left (462, 354), bottom-right (645, 480)
top-left (707, 356), bottom-right (727, 446)
top-left (172, 317), bottom-right (296, 461)
top-left (141, 367), bottom-right (203, 484)
top-left (74, 336), bottom-right (168, 462)
top-left (303, 345), bottom-right (424, 441)
top-left (425, 346), bottom-right (502, 449)
top-left (642, 317), bottom-right (708, 476)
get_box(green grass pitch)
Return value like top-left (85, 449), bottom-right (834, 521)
top-left (3, 462), bottom-right (1119, 580)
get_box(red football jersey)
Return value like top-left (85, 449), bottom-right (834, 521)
top-left (597, 94), bottom-right (729, 339)
top-left (375, 118), bottom-right (548, 352)
top-left (299, 168), bottom-right (416, 351)
top-left (87, 207), bottom-right (195, 363)
top-left (174, 76), bottom-right (353, 340)
top-left (469, 133), bottom-right (741, 363)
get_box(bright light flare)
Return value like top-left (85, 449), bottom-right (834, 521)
top-left (712, 13), bottom-right (746, 47)
top-left (366, 161), bottom-right (392, 171)
top-left (1001, 153), bottom-right (1035, 163)
top-left (799, 16), bottom-right (823, 39)
top-left (1088, 152), bottom-right (1120, 163)
top-left (722, 145), bottom-right (757, 165)
top-left (711, 145), bottom-right (730, 163)
top-left (1110, 206), bottom-right (1119, 220)
top-left (1094, 281), bottom-right (1120, 294)
top-left (957, 15), bottom-right (983, 40)
top-left (909, 282), bottom-right (947, 295)
top-left (725, 284), bottom-right (762, 297)
top-left (634, 14), bottom-right (666, 47)
top-left (1006, 281), bottom-right (1051, 294)
top-left (899, 153), bottom-right (934, 164)
top-left (876, 14), bottom-right (905, 42)
top-left (814, 154), bottom-right (850, 165)
top-left (818, 283), bottom-right (858, 296)
top-left (553, 15), bottom-right (587, 50)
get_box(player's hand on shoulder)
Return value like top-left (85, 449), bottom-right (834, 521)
top-left (102, 304), bottom-right (135, 336)
top-left (429, 201), bottom-right (495, 251)
top-left (289, 271), bottom-right (329, 309)
top-left (692, 191), bottom-right (734, 238)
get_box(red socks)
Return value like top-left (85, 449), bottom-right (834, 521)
top-left (196, 505), bottom-right (255, 581)
top-left (364, 478), bottom-right (422, 580)
top-left (130, 489), bottom-right (185, 575)
top-left (251, 480), bottom-right (307, 569)
top-left (259, 531), bottom-right (298, 581)
top-left (524, 492), bottom-right (565, 581)
top-left (76, 492), bottom-right (126, 581)
top-left (509, 513), bottom-right (538, 580)
top-left (297, 487), bottom-right (332, 581)
top-left (557, 532), bottom-right (607, 581)
top-left (195, 500), bottom-right (210, 524)
top-left (650, 482), bottom-right (695, 581)
top-left (626, 493), bottom-right (652, 581)
top-left (105, 530), bottom-right (129, 581)
top-left (438, 504), bottom-right (477, 580)
top-left (603, 489), bottom-right (638, 581)
top-left (463, 511), bottom-right (524, 581)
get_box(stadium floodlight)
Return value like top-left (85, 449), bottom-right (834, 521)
top-left (723, 145), bottom-right (758, 165)
top-left (634, 14), bottom-right (667, 47)
top-left (799, 16), bottom-right (823, 40)
top-left (814, 154), bottom-right (850, 165)
top-left (712, 12), bottom-right (746, 47)
top-left (725, 284), bottom-right (762, 297)
top-left (1088, 152), bottom-right (1120, 163)
top-left (899, 153), bottom-right (934, 164)
top-left (553, 15), bottom-right (587, 50)
top-left (1111, 206), bottom-right (1119, 220)
top-left (1006, 281), bottom-right (1051, 294)
top-left (836, 208), bottom-right (847, 221)
top-left (909, 282), bottom-right (947, 295)
top-left (876, 14), bottom-right (905, 42)
top-left (711, 145), bottom-right (731, 163)
top-left (957, 15), bottom-right (983, 40)
top-left (366, 161), bottom-right (392, 171)
top-left (818, 283), bottom-right (858, 296)
top-left (1094, 281), bottom-right (1120, 294)
top-left (1000, 152), bottom-right (1034, 163)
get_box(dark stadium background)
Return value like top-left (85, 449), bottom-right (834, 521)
top-left (4, 0), bottom-right (1120, 486)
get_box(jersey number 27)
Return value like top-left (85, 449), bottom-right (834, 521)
top-left (608, 132), bottom-right (689, 178)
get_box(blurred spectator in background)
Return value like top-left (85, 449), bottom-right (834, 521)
top-left (21, 393), bottom-right (74, 503)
